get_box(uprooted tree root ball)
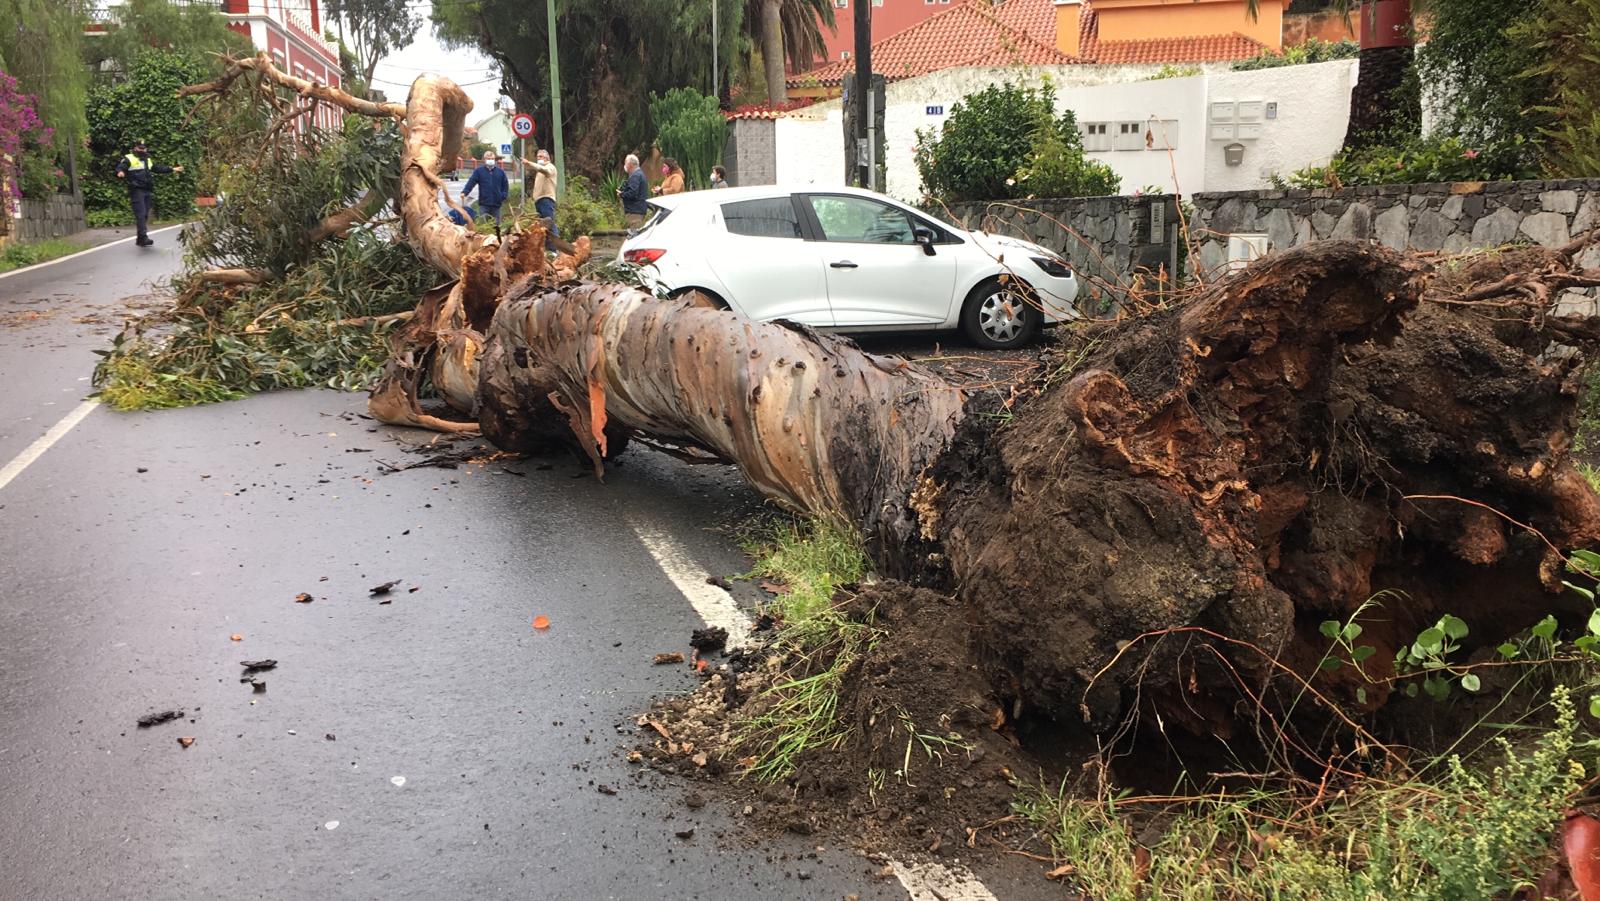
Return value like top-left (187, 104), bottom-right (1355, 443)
top-left (926, 241), bottom-right (1600, 745)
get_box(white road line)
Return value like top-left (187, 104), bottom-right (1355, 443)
top-left (628, 512), bottom-right (1002, 901)
top-left (0, 225), bottom-right (182, 281)
top-left (627, 515), bottom-right (753, 647)
top-left (890, 859), bottom-right (1001, 901)
top-left (0, 400), bottom-right (98, 492)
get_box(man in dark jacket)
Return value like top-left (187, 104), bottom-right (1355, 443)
top-left (115, 140), bottom-right (182, 246)
top-left (617, 153), bottom-right (649, 227)
top-left (461, 150), bottom-right (510, 225)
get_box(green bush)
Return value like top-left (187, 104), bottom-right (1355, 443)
top-left (1278, 133), bottom-right (1539, 188)
top-left (1232, 37), bottom-right (1359, 71)
top-left (914, 82), bottom-right (1118, 203)
top-left (556, 174), bottom-right (624, 235)
top-left (1013, 119), bottom-right (1120, 200)
top-left (1514, 0), bottom-right (1600, 176)
top-left (85, 49), bottom-right (207, 219)
top-left (650, 87), bottom-right (726, 192)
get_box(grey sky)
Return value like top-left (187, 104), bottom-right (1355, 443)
top-left (367, 23), bottom-right (511, 123)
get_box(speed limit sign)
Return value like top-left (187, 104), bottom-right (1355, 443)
top-left (511, 113), bottom-right (535, 138)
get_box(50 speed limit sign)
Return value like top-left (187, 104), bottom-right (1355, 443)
top-left (511, 114), bottom-right (536, 138)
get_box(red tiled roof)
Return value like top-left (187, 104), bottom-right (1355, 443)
top-left (723, 100), bottom-right (816, 120)
top-left (989, 0), bottom-right (1055, 47)
top-left (789, 0), bottom-right (1086, 88)
top-left (1083, 31), bottom-right (1268, 64)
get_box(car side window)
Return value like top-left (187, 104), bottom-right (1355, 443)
top-left (807, 196), bottom-right (916, 245)
top-left (722, 197), bottom-right (803, 239)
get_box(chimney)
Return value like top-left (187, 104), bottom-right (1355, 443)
top-left (1054, 0), bottom-right (1083, 58)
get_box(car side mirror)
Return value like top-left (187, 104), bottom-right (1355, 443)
top-left (914, 226), bottom-right (936, 256)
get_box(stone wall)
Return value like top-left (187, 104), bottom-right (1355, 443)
top-left (723, 119), bottom-right (777, 188)
top-left (14, 194), bottom-right (87, 242)
top-left (1188, 178), bottom-right (1600, 313)
top-left (945, 194), bottom-right (1183, 311)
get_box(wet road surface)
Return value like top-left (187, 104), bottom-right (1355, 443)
top-left (0, 235), bottom-right (1050, 899)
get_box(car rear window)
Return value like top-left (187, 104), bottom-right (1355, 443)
top-left (721, 197), bottom-right (802, 239)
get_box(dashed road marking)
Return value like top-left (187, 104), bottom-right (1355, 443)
top-left (890, 859), bottom-right (1001, 901)
top-left (627, 512), bottom-right (1002, 901)
top-left (627, 515), bottom-right (752, 648)
top-left (0, 399), bottom-right (98, 493)
top-left (0, 225), bottom-right (182, 281)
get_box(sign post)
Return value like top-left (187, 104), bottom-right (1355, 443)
top-left (511, 113), bottom-right (538, 200)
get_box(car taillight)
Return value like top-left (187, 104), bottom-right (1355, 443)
top-left (624, 248), bottom-right (666, 265)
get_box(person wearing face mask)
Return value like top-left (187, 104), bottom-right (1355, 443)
top-left (654, 158), bottom-right (685, 196)
top-left (709, 166), bottom-right (729, 189)
top-left (461, 150), bottom-right (510, 225)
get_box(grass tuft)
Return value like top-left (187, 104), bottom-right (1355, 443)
top-left (0, 237), bottom-right (88, 273)
top-left (1016, 688), bottom-right (1586, 899)
top-left (732, 515), bottom-right (874, 782)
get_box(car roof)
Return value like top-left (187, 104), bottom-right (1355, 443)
top-left (650, 184), bottom-right (909, 211)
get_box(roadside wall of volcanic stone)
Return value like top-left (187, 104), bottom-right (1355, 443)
top-left (1189, 179), bottom-right (1600, 313)
top-left (944, 194), bottom-right (1183, 315)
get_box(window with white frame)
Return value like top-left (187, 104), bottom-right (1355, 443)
top-left (840, 50), bottom-right (850, 60)
top-left (1080, 122), bottom-right (1111, 152)
top-left (1114, 122), bottom-right (1144, 151)
top-left (834, 0), bottom-right (847, 7)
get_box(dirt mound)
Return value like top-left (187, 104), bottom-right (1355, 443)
top-left (639, 583), bottom-right (1081, 858)
top-left (927, 241), bottom-right (1600, 744)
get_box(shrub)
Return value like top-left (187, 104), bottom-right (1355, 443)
top-left (1513, 0), bottom-right (1600, 176)
top-left (915, 82), bottom-right (1118, 203)
top-left (0, 69), bottom-right (55, 200)
top-left (650, 88), bottom-right (726, 192)
top-left (1232, 37), bottom-right (1359, 71)
top-left (1278, 132), bottom-right (1538, 188)
top-left (85, 49), bottom-right (208, 219)
top-left (556, 174), bottom-right (624, 235)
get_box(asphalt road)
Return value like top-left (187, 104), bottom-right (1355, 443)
top-left (0, 235), bottom-right (1049, 899)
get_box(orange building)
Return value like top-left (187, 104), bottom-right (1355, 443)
top-left (812, 0), bottom-right (957, 69)
top-left (1056, 0), bottom-right (1284, 59)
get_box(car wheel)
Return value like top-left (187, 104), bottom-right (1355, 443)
top-left (961, 278), bottom-right (1040, 349)
top-left (668, 287), bottom-right (730, 310)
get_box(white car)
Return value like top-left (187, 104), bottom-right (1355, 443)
top-left (617, 186), bottom-right (1080, 349)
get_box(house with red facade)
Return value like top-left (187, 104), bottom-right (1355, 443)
top-left (222, 0), bottom-right (345, 130)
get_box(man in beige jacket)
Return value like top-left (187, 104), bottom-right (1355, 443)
top-left (528, 148), bottom-right (560, 249)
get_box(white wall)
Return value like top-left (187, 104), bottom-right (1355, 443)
top-left (1057, 75), bottom-right (1209, 196)
top-left (1201, 59), bottom-right (1357, 192)
top-left (770, 59), bottom-right (1357, 201)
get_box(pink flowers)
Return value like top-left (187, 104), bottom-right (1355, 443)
top-left (1461, 148), bottom-right (1480, 159)
top-left (0, 70), bottom-right (49, 199)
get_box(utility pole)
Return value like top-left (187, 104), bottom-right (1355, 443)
top-left (546, 0), bottom-right (565, 191)
top-left (712, 0), bottom-right (719, 100)
top-left (852, 0), bottom-right (871, 190)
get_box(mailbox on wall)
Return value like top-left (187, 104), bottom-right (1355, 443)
top-left (1224, 142), bottom-right (1246, 166)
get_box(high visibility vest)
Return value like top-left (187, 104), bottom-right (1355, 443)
top-left (124, 154), bottom-right (149, 170)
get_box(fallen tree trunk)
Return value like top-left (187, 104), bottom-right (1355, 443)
top-left (476, 284), bottom-right (966, 539)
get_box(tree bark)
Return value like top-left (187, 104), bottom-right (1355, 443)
top-left (762, 0), bottom-right (788, 105)
top-left (476, 283), bottom-right (964, 540)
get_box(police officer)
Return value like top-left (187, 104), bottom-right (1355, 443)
top-left (115, 140), bottom-right (183, 247)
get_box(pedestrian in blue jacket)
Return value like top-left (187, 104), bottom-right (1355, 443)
top-left (617, 153), bottom-right (649, 228)
top-left (461, 151), bottom-right (510, 224)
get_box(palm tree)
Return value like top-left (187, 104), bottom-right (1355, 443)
top-left (1250, 0), bottom-right (1419, 153)
top-left (748, 0), bottom-right (835, 104)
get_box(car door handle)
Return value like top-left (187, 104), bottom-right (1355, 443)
top-left (829, 260), bottom-right (858, 269)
